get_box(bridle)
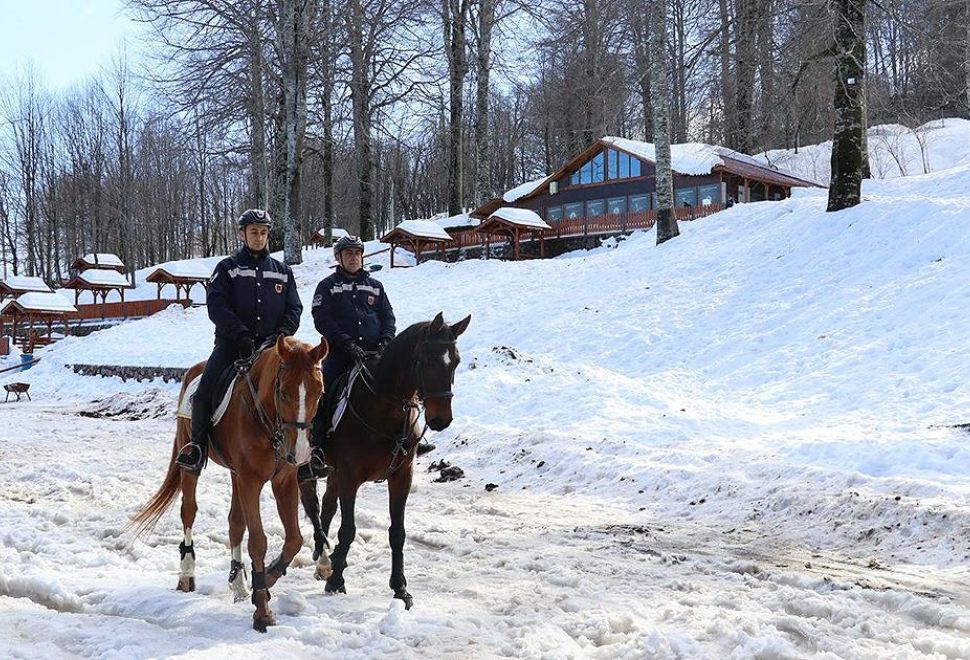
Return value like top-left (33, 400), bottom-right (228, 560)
top-left (238, 354), bottom-right (317, 472)
top-left (345, 333), bottom-right (458, 480)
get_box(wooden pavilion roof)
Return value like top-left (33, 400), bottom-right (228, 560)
top-left (476, 207), bottom-right (551, 233)
top-left (64, 269), bottom-right (133, 291)
top-left (381, 220), bottom-right (454, 244)
top-left (0, 276), bottom-right (52, 297)
top-left (145, 264), bottom-right (213, 285)
top-left (1, 292), bottom-right (77, 317)
top-left (71, 253), bottom-right (127, 273)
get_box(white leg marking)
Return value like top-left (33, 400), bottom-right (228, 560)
top-left (229, 544), bottom-right (249, 602)
top-left (180, 528), bottom-right (195, 578)
top-left (295, 383), bottom-right (311, 463)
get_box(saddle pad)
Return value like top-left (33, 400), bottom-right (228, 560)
top-left (177, 373), bottom-right (238, 426)
top-left (330, 362), bottom-right (366, 432)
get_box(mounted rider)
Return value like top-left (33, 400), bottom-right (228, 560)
top-left (176, 209), bottom-right (303, 473)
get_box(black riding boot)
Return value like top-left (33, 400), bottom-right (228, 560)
top-left (297, 402), bottom-right (332, 482)
top-left (176, 396), bottom-right (211, 474)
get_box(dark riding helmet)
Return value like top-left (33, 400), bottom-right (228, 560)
top-left (237, 208), bottom-right (273, 231)
top-left (333, 235), bottom-right (365, 259)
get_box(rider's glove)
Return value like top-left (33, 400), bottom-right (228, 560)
top-left (237, 335), bottom-right (255, 360)
top-left (344, 342), bottom-right (367, 362)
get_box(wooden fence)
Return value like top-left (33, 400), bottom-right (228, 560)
top-left (71, 298), bottom-right (191, 321)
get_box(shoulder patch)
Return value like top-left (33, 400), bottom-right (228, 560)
top-left (312, 294), bottom-right (323, 307)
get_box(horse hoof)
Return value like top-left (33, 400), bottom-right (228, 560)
top-left (252, 611), bottom-right (276, 633)
top-left (177, 576), bottom-right (195, 592)
top-left (325, 581), bottom-right (346, 594)
top-left (394, 590), bottom-right (414, 610)
top-left (315, 564), bottom-right (333, 581)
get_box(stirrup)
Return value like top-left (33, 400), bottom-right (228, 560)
top-left (176, 443), bottom-right (206, 474)
top-left (297, 449), bottom-right (330, 482)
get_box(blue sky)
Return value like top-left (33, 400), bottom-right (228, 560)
top-left (0, 0), bottom-right (140, 89)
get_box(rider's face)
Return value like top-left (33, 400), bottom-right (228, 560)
top-left (339, 248), bottom-right (364, 273)
top-left (240, 225), bottom-right (269, 252)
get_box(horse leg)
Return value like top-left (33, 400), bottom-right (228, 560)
top-left (314, 471), bottom-right (341, 580)
top-left (227, 474), bottom-right (249, 603)
top-left (325, 480), bottom-right (357, 595)
top-left (388, 465), bottom-right (414, 609)
top-left (298, 479), bottom-right (326, 562)
top-left (266, 472), bottom-right (303, 590)
top-left (177, 471), bottom-right (198, 592)
top-left (238, 478), bottom-right (274, 632)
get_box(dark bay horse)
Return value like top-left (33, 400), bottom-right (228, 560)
top-left (299, 312), bottom-right (471, 609)
top-left (132, 335), bottom-right (328, 631)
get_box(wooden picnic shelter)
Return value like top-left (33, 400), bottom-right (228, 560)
top-left (0, 292), bottom-right (77, 352)
top-left (476, 207), bottom-right (551, 260)
top-left (309, 227), bottom-right (350, 248)
top-left (70, 253), bottom-right (127, 274)
top-left (381, 220), bottom-right (454, 267)
top-left (64, 269), bottom-right (134, 319)
top-left (145, 263), bottom-right (213, 301)
top-left (0, 275), bottom-right (52, 301)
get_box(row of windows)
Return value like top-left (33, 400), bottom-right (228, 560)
top-left (568, 149), bottom-right (643, 186)
top-left (546, 184), bottom-right (722, 221)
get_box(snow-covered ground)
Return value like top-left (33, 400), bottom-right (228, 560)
top-left (3, 165), bottom-right (970, 657)
top-left (757, 118), bottom-right (970, 185)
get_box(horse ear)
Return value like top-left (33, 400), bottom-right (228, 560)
top-left (276, 334), bottom-right (291, 359)
top-left (430, 312), bottom-right (445, 332)
top-left (311, 337), bottom-right (329, 363)
top-left (451, 314), bottom-right (471, 338)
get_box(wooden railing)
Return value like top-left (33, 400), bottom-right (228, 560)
top-left (71, 298), bottom-right (191, 321)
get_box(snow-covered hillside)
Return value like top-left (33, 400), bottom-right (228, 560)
top-left (758, 118), bottom-right (970, 185)
top-left (2, 166), bottom-right (970, 657)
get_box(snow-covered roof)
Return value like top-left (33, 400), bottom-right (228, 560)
top-left (2, 291), bottom-right (77, 314)
top-left (488, 207), bottom-right (551, 230)
top-left (393, 220), bottom-right (453, 241)
top-left (315, 227), bottom-right (350, 239)
top-left (503, 176), bottom-right (550, 202)
top-left (149, 261), bottom-right (213, 280)
top-left (75, 269), bottom-right (132, 287)
top-left (435, 212), bottom-right (479, 230)
top-left (77, 253), bottom-right (124, 267)
top-left (0, 275), bottom-right (51, 293)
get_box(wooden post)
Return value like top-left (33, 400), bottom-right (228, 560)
top-left (390, 244), bottom-right (396, 268)
top-left (122, 287), bottom-right (127, 319)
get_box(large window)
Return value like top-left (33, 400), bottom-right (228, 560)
top-left (630, 157), bottom-right (642, 177)
top-left (697, 184), bottom-right (720, 206)
top-left (580, 160), bottom-right (592, 185)
top-left (618, 152), bottom-right (630, 178)
top-left (676, 187), bottom-right (698, 207)
top-left (564, 202), bottom-right (584, 219)
top-left (570, 170), bottom-right (580, 185)
top-left (607, 149), bottom-right (618, 179)
top-left (547, 206), bottom-right (564, 222)
top-left (590, 152), bottom-right (605, 183)
top-left (586, 199), bottom-right (606, 216)
top-left (629, 194), bottom-right (649, 212)
top-left (608, 197), bottom-right (626, 214)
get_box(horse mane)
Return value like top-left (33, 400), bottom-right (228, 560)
top-left (252, 337), bottom-right (316, 399)
top-left (374, 321), bottom-right (431, 393)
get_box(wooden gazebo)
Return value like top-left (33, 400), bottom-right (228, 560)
top-left (0, 292), bottom-right (77, 352)
top-left (381, 220), bottom-right (455, 267)
top-left (0, 275), bottom-right (52, 300)
top-left (64, 269), bottom-right (133, 318)
top-left (70, 253), bottom-right (126, 274)
top-left (145, 262), bottom-right (213, 301)
top-left (309, 227), bottom-right (350, 248)
top-left (476, 207), bottom-right (551, 260)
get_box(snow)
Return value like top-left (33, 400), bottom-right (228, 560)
top-left (502, 176), bottom-right (550, 202)
top-left (392, 220), bottom-right (453, 241)
top-left (315, 227), bottom-right (349, 239)
top-left (149, 261), bottom-right (214, 280)
top-left (757, 118), bottom-right (970, 184)
top-left (2, 153), bottom-right (970, 655)
top-left (77, 253), bottom-right (125, 267)
top-left (73, 269), bottom-right (133, 288)
top-left (0, 275), bottom-right (51, 294)
top-left (2, 291), bottom-right (77, 313)
top-left (488, 206), bottom-right (550, 229)
top-left (434, 212), bottom-right (478, 230)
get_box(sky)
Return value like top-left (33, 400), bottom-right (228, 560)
top-left (0, 0), bottom-right (140, 90)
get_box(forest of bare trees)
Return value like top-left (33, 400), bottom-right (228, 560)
top-left (0, 0), bottom-right (966, 278)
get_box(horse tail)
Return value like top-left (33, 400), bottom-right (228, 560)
top-left (128, 427), bottom-right (183, 539)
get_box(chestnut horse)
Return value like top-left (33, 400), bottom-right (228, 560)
top-left (131, 335), bottom-right (328, 631)
top-left (299, 312), bottom-right (470, 609)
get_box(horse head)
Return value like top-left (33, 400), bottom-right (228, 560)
top-left (416, 312), bottom-right (471, 431)
top-left (273, 335), bottom-right (328, 464)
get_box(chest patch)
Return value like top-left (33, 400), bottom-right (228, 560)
top-left (275, 283), bottom-right (284, 294)
top-left (367, 295), bottom-right (376, 306)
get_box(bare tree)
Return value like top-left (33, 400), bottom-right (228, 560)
top-left (651, 0), bottom-right (679, 244)
top-left (827, 0), bottom-right (866, 211)
top-left (443, 0), bottom-right (471, 215)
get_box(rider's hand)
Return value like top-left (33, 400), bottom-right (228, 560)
top-left (237, 335), bottom-right (255, 359)
top-left (376, 338), bottom-right (391, 355)
top-left (344, 342), bottom-right (367, 362)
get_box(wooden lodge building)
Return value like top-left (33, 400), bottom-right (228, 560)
top-left (393, 137), bottom-right (820, 262)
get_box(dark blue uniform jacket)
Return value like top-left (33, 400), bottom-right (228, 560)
top-left (207, 247), bottom-right (303, 343)
top-left (311, 268), bottom-right (395, 352)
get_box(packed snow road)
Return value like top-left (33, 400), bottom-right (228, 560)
top-left (0, 401), bottom-right (967, 659)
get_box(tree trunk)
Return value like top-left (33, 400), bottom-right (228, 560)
top-left (733, 0), bottom-right (757, 153)
top-left (320, 0), bottom-right (335, 243)
top-left (444, 0), bottom-right (471, 216)
top-left (348, 0), bottom-right (374, 240)
top-left (651, 0), bottom-right (679, 244)
top-left (719, 0), bottom-right (734, 145)
top-left (827, 0), bottom-right (866, 212)
top-left (472, 0), bottom-right (495, 205)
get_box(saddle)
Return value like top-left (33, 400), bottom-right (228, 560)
top-left (312, 361), bottom-right (369, 446)
top-left (176, 363), bottom-right (239, 426)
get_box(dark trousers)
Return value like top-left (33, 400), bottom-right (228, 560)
top-left (191, 339), bottom-right (241, 441)
top-left (311, 350), bottom-right (354, 448)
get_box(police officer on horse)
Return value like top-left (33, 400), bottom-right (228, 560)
top-left (176, 209), bottom-right (303, 473)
